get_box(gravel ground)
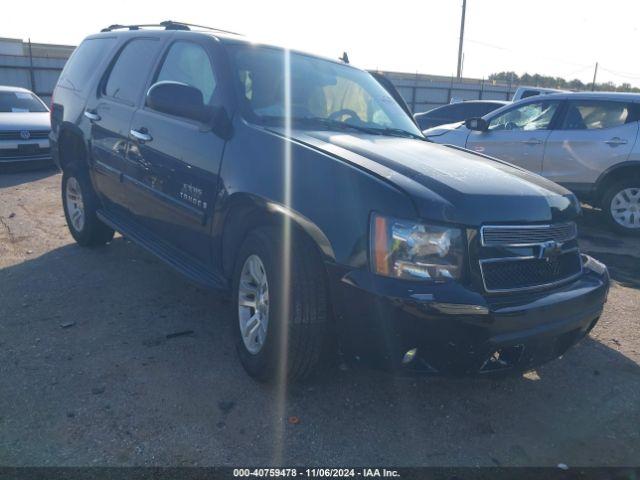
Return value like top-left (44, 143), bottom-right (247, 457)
top-left (1, 169), bottom-right (639, 467)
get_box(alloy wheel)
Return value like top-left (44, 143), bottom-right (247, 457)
top-left (238, 254), bottom-right (270, 354)
top-left (65, 177), bottom-right (85, 233)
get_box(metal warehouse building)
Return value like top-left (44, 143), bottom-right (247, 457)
top-left (0, 37), bottom-right (74, 104)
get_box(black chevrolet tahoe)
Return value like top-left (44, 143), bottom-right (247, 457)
top-left (50, 22), bottom-right (609, 382)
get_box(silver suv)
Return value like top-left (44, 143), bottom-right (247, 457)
top-left (424, 92), bottom-right (640, 235)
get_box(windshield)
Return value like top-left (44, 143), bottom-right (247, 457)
top-left (228, 45), bottom-right (422, 138)
top-left (0, 91), bottom-right (48, 113)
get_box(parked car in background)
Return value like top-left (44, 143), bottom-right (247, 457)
top-left (424, 92), bottom-right (640, 235)
top-left (0, 86), bottom-right (52, 168)
top-left (512, 86), bottom-right (567, 101)
top-left (50, 22), bottom-right (608, 382)
top-left (414, 100), bottom-right (507, 130)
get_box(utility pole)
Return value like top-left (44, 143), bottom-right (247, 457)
top-left (27, 38), bottom-right (36, 94)
top-left (456, 0), bottom-right (467, 79)
top-left (591, 62), bottom-right (599, 91)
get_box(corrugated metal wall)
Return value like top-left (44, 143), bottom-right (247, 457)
top-left (0, 38), bottom-right (74, 104)
top-left (378, 70), bottom-right (516, 114)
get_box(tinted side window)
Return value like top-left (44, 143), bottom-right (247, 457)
top-left (104, 39), bottom-right (160, 103)
top-left (155, 42), bottom-right (217, 104)
top-left (521, 90), bottom-right (541, 99)
top-left (58, 37), bottom-right (117, 91)
top-left (439, 103), bottom-right (465, 119)
top-left (488, 101), bottom-right (559, 131)
top-left (466, 103), bottom-right (502, 118)
top-left (561, 101), bottom-right (631, 130)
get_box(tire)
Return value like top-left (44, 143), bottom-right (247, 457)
top-left (601, 178), bottom-right (640, 236)
top-left (232, 226), bottom-right (329, 382)
top-left (62, 167), bottom-right (115, 246)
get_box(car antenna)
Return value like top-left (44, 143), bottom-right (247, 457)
top-left (340, 52), bottom-right (350, 64)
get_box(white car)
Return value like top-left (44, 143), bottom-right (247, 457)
top-left (0, 86), bottom-right (52, 168)
top-left (423, 92), bottom-right (640, 235)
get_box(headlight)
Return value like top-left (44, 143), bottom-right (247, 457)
top-left (370, 213), bottom-right (464, 281)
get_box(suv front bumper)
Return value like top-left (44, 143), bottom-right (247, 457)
top-left (328, 254), bottom-right (609, 376)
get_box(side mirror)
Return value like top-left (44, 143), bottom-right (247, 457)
top-left (465, 117), bottom-right (489, 132)
top-left (146, 81), bottom-right (210, 123)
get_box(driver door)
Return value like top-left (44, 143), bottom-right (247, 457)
top-left (465, 100), bottom-right (562, 173)
top-left (126, 38), bottom-right (228, 264)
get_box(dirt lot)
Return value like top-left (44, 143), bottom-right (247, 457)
top-left (1, 169), bottom-right (639, 467)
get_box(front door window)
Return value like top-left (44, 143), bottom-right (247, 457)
top-left (488, 101), bottom-right (559, 132)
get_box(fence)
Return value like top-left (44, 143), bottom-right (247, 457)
top-left (378, 70), bottom-right (517, 114)
top-left (0, 38), bottom-right (74, 104)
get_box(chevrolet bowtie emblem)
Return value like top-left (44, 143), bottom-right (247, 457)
top-left (539, 240), bottom-right (563, 260)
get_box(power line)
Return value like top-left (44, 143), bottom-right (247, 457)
top-left (464, 37), bottom-right (593, 69)
top-left (599, 66), bottom-right (640, 81)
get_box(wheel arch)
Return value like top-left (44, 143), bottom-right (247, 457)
top-left (594, 161), bottom-right (640, 206)
top-left (218, 193), bottom-right (336, 279)
top-left (57, 123), bottom-right (90, 173)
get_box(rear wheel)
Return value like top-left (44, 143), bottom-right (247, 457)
top-left (62, 168), bottom-right (114, 246)
top-left (232, 227), bottom-right (329, 382)
top-left (602, 179), bottom-right (640, 236)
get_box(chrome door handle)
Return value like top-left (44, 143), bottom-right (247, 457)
top-left (129, 128), bottom-right (152, 143)
top-left (522, 138), bottom-right (543, 145)
top-left (84, 110), bottom-right (101, 122)
top-left (605, 137), bottom-right (627, 146)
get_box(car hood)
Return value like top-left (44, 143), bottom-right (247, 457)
top-left (288, 129), bottom-right (579, 226)
top-left (0, 112), bottom-right (50, 131)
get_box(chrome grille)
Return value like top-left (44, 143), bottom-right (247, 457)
top-left (481, 222), bottom-right (577, 247)
top-left (480, 250), bottom-right (582, 293)
top-left (0, 130), bottom-right (50, 140)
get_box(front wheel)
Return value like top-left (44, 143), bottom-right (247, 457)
top-left (232, 227), bottom-right (329, 382)
top-left (602, 179), bottom-right (640, 236)
top-left (62, 168), bottom-right (115, 246)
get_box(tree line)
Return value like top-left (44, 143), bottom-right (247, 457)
top-left (488, 71), bottom-right (640, 93)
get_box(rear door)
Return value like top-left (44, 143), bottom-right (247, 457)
top-left (543, 100), bottom-right (639, 186)
top-left (86, 37), bottom-right (162, 216)
top-left (126, 37), bottom-right (228, 264)
top-left (465, 99), bottom-right (562, 174)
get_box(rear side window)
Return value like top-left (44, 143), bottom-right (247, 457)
top-left (155, 42), bottom-right (217, 104)
top-left (104, 38), bottom-right (160, 104)
top-left (58, 37), bottom-right (117, 91)
top-left (561, 101), bottom-right (631, 130)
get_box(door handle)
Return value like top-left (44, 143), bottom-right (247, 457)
top-left (605, 137), bottom-right (627, 147)
top-left (129, 128), bottom-right (152, 143)
top-left (84, 110), bottom-right (101, 122)
top-left (521, 138), bottom-right (543, 145)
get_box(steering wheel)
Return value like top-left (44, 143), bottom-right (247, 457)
top-left (329, 109), bottom-right (360, 123)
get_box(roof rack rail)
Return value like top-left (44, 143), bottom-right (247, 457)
top-left (100, 20), bottom-right (242, 36)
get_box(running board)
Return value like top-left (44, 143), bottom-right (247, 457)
top-left (97, 210), bottom-right (229, 292)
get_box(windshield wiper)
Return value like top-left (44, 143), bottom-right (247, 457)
top-left (371, 127), bottom-right (424, 140)
top-left (294, 117), bottom-right (424, 140)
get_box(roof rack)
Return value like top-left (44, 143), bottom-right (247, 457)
top-left (100, 20), bottom-right (242, 36)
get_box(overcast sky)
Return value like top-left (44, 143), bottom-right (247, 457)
top-left (4, 0), bottom-right (640, 87)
